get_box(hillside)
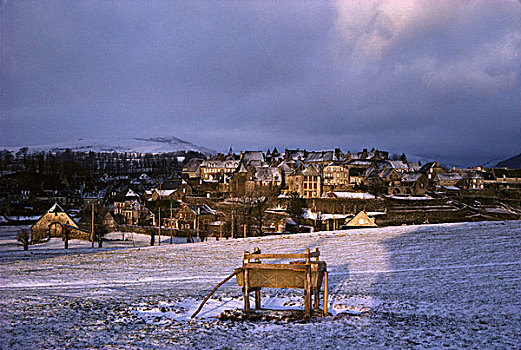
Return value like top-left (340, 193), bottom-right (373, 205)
top-left (1, 221), bottom-right (520, 348)
top-left (4, 136), bottom-right (216, 156)
top-left (496, 153), bottom-right (521, 168)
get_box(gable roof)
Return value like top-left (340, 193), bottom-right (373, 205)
top-left (302, 164), bottom-right (321, 176)
top-left (401, 173), bottom-right (423, 182)
top-left (252, 166), bottom-right (282, 182)
top-left (31, 203), bottom-right (79, 230)
top-left (344, 211), bottom-right (377, 227)
top-left (186, 204), bottom-right (216, 216)
top-left (242, 151), bottom-right (265, 164)
top-left (305, 151), bottom-right (337, 163)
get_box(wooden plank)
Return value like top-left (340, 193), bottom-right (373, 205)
top-left (305, 264), bottom-right (311, 314)
top-left (324, 271), bottom-right (328, 316)
top-left (244, 253), bottom-right (309, 260)
top-left (244, 251), bottom-right (320, 260)
top-left (255, 290), bottom-right (261, 310)
top-left (244, 268), bottom-right (250, 313)
top-left (243, 263), bottom-right (308, 271)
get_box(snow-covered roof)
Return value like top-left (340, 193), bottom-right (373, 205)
top-left (48, 203), bottom-right (66, 213)
top-left (387, 161), bottom-right (408, 169)
top-left (253, 166), bottom-right (282, 182)
top-left (242, 151), bottom-right (265, 164)
top-left (201, 159), bottom-right (240, 169)
top-left (155, 189), bottom-right (176, 197)
top-left (126, 189), bottom-right (139, 198)
top-left (401, 173), bottom-right (423, 182)
top-left (305, 151), bottom-right (337, 163)
top-left (325, 192), bottom-right (375, 199)
top-left (436, 173), bottom-right (463, 181)
top-left (302, 164), bottom-right (321, 176)
top-left (187, 204), bottom-right (216, 216)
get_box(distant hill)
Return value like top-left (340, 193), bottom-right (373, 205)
top-left (4, 136), bottom-right (216, 156)
top-left (496, 153), bottom-right (521, 169)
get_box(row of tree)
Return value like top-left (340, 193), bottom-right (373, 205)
top-left (0, 149), bottom-right (206, 177)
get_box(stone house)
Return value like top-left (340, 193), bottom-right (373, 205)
top-left (482, 168), bottom-right (521, 190)
top-left (244, 166), bottom-right (283, 196)
top-left (365, 168), bottom-right (401, 194)
top-left (323, 162), bottom-right (349, 190)
top-left (420, 162), bottom-right (447, 183)
top-left (174, 204), bottom-right (217, 231)
top-left (435, 172), bottom-right (464, 189)
top-left (200, 159), bottom-right (240, 181)
top-left (114, 200), bottom-right (152, 226)
top-left (286, 164), bottom-right (322, 198)
top-left (398, 173), bottom-right (429, 195)
top-left (182, 158), bottom-right (203, 178)
top-left (146, 180), bottom-right (193, 201)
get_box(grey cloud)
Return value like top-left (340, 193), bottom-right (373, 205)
top-left (1, 0), bottom-right (520, 166)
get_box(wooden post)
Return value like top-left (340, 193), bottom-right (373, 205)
top-left (91, 202), bottom-right (94, 248)
top-left (252, 247), bottom-right (261, 310)
top-left (313, 247), bottom-right (320, 309)
top-left (196, 207), bottom-right (200, 242)
top-left (231, 212), bottom-right (234, 239)
top-left (255, 290), bottom-right (261, 310)
top-left (243, 251), bottom-right (250, 313)
top-left (305, 248), bottom-right (311, 314)
top-left (243, 224), bottom-right (247, 238)
top-left (170, 200), bottom-right (173, 244)
top-left (64, 227), bottom-right (69, 249)
top-left (158, 207), bottom-right (161, 246)
top-left (324, 271), bottom-right (328, 316)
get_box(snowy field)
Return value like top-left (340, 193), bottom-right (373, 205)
top-left (1, 221), bottom-right (520, 349)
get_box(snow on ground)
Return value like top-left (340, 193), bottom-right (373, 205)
top-left (1, 221), bottom-right (521, 349)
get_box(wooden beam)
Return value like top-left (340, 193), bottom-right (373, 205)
top-left (244, 267), bottom-right (250, 313)
top-left (244, 252), bottom-right (319, 260)
top-left (324, 271), bottom-right (328, 316)
top-left (305, 264), bottom-right (311, 314)
top-left (255, 290), bottom-right (261, 310)
top-left (243, 263), bottom-right (308, 271)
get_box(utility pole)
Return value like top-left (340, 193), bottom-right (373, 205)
top-left (158, 182), bottom-right (162, 246)
top-left (170, 200), bottom-right (173, 244)
top-left (231, 211), bottom-right (234, 239)
top-left (91, 202), bottom-right (94, 248)
top-left (196, 206), bottom-right (200, 242)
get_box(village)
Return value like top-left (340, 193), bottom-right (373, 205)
top-left (1, 146), bottom-right (520, 246)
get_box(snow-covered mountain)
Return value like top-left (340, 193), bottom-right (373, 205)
top-left (5, 136), bottom-right (216, 156)
top-left (496, 153), bottom-right (521, 169)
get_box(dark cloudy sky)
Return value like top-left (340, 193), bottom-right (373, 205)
top-left (1, 0), bottom-right (520, 166)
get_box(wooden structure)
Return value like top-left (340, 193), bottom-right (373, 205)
top-left (30, 203), bottom-right (80, 243)
top-left (236, 247), bottom-right (328, 316)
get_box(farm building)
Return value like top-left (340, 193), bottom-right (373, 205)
top-left (343, 211), bottom-right (377, 228)
top-left (30, 203), bottom-right (81, 242)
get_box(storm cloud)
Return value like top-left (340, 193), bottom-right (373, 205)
top-left (1, 0), bottom-right (520, 166)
